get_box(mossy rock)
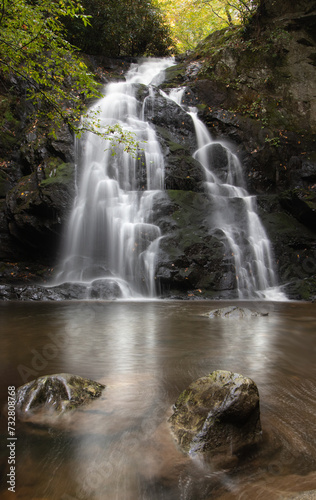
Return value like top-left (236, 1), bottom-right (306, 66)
top-left (283, 276), bottom-right (316, 301)
top-left (40, 161), bottom-right (75, 187)
top-left (169, 370), bottom-right (262, 463)
top-left (16, 374), bottom-right (105, 416)
top-left (161, 62), bottom-right (186, 87)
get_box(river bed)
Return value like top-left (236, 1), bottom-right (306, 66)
top-left (0, 300), bottom-right (316, 499)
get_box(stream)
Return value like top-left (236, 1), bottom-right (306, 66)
top-left (1, 299), bottom-right (316, 499)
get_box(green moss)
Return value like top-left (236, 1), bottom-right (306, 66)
top-left (162, 62), bottom-right (186, 87)
top-left (156, 126), bottom-right (190, 154)
top-left (175, 389), bottom-right (192, 407)
top-left (0, 95), bottom-right (22, 151)
top-left (195, 26), bottom-right (241, 60)
top-left (170, 142), bottom-right (187, 152)
top-left (40, 162), bottom-right (74, 187)
top-left (188, 23), bottom-right (304, 133)
top-left (135, 84), bottom-right (148, 101)
top-left (292, 277), bottom-right (316, 301)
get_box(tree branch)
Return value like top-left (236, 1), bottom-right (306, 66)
top-left (210, 4), bottom-right (231, 25)
top-left (0, 56), bottom-right (76, 129)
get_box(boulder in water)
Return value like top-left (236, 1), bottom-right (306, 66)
top-left (169, 370), bottom-right (262, 463)
top-left (88, 279), bottom-right (123, 299)
top-left (16, 373), bottom-right (105, 416)
top-left (208, 306), bottom-right (269, 318)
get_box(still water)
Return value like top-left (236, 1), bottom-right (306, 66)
top-left (0, 300), bottom-right (316, 499)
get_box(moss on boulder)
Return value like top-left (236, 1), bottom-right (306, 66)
top-left (169, 370), bottom-right (262, 463)
top-left (16, 373), bottom-right (105, 416)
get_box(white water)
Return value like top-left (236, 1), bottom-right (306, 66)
top-left (55, 59), bottom-right (175, 297)
top-left (163, 87), bottom-right (285, 300)
top-left (56, 58), bottom-right (284, 300)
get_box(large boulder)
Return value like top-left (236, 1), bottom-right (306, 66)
top-left (16, 373), bottom-right (105, 416)
top-left (169, 370), bottom-right (262, 463)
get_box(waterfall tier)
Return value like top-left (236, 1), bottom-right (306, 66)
top-left (55, 59), bottom-right (175, 297)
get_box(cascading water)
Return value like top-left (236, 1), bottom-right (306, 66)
top-left (55, 59), bottom-right (175, 297)
top-left (164, 87), bottom-right (284, 299)
top-left (55, 57), bottom-right (284, 300)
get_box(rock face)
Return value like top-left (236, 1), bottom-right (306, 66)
top-left (169, 370), bottom-right (262, 462)
top-left (151, 190), bottom-right (237, 297)
top-left (5, 163), bottom-right (75, 259)
top-left (16, 374), bottom-right (105, 415)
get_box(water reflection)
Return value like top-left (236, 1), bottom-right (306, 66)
top-left (0, 300), bottom-right (316, 499)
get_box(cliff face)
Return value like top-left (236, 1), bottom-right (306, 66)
top-left (161, 0), bottom-right (316, 299)
top-left (0, 4), bottom-right (315, 299)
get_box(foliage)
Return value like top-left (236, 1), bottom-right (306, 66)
top-left (0, 1), bottom-right (94, 131)
top-left (0, 0), bottom-right (137, 152)
top-left (155, 0), bottom-right (259, 52)
top-left (64, 0), bottom-right (174, 57)
top-left (197, 0), bottom-right (259, 26)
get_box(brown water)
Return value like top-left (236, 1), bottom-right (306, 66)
top-left (0, 300), bottom-right (316, 499)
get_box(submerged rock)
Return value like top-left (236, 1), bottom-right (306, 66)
top-left (169, 370), bottom-right (262, 463)
top-left (208, 306), bottom-right (269, 318)
top-left (16, 373), bottom-right (105, 415)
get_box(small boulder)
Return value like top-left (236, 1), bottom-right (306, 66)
top-left (16, 373), bottom-right (105, 415)
top-left (169, 370), bottom-right (262, 463)
top-left (208, 306), bottom-right (269, 318)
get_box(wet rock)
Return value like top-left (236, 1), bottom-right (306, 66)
top-left (0, 283), bottom-right (88, 301)
top-left (164, 152), bottom-right (205, 192)
top-left (169, 370), bottom-right (262, 463)
top-left (208, 306), bottom-right (269, 318)
top-left (0, 280), bottom-right (125, 301)
top-left (148, 90), bottom-right (197, 151)
top-left (280, 189), bottom-right (316, 232)
top-left (282, 276), bottom-right (316, 302)
top-left (5, 163), bottom-right (75, 258)
top-left (153, 190), bottom-right (238, 296)
top-left (257, 194), bottom-right (316, 299)
top-left (196, 142), bottom-right (235, 184)
top-left (88, 278), bottom-right (123, 299)
top-left (16, 374), bottom-right (105, 415)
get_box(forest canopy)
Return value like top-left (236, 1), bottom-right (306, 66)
top-left (63, 0), bottom-right (174, 57)
top-left (156, 0), bottom-right (259, 51)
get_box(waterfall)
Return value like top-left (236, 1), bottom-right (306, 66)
top-left (164, 88), bottom-right (284, 300)
top-left (55, 58), bottom-right (284, 300)
top-left (54, 58), bottom-right (175, 297)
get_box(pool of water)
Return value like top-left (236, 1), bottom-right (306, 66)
top-left (0, 300), bottom-right (316, 499)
